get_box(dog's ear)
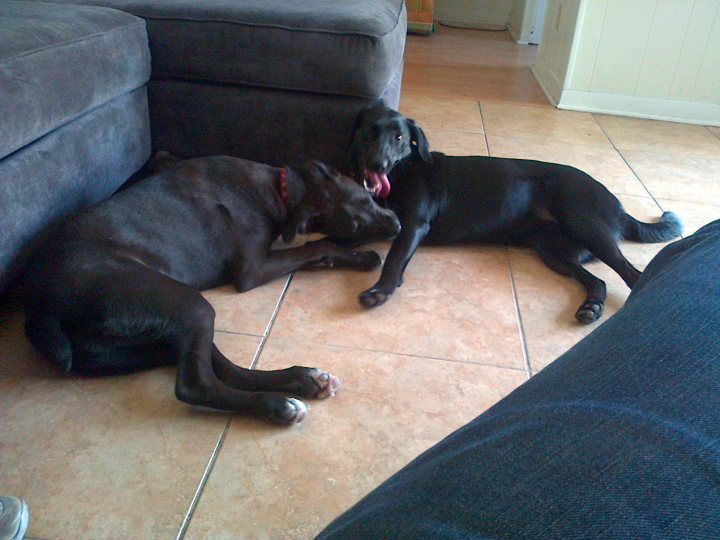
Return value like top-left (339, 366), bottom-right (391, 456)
top-left (408, 119), bottom-right (432, 163)
top-left (347, 107), bottom-right (371, 174)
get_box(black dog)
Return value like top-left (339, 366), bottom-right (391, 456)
top-left (348, 103), bottom-right (682, 323)
top-left (23, 156), bottom-right (400, 424)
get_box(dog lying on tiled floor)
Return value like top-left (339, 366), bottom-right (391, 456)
top-left (23, 156), bottom-right (400, 424)
top-left (349, 103), bottom-right (682, 323)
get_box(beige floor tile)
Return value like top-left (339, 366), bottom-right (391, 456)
top-left (617, 195), bottom-right (676, 266)
top-left (399, 95), bottom-right (484, 133)
top-left (202, 280), bottom-right (287, 336)
top-left (620, 150), bottom-right (720, 205)
top-left (0, 312), bottom-right (259, 539)
top-left (423, 128), bottom-right (489, 155)
top-left (270, 243), bottom-right (525, 369)
top-left (487, 135), bottom-right (649, 197)
top-left (708, 126), bottom-right (720, 139)
top-left (509, 251), bottom-right (636, 372)
top-left (656, 199), bottom-right (720, 237)
top-left (595, 115), bottom-right (720, 157)
top-left (481, 102), bottom-right (612, 147)
top-left (184, 339), bottom-right (527, 540)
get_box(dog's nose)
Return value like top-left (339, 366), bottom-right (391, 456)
top-left (371, 160), bottom-right (388, 172)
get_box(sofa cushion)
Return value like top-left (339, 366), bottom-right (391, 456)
top-left (30, 0), bottom-right (406, 99)
top-left (0, 87), bottom-right (150, 294)
top-left (0, 1), bottom-right (150, 160)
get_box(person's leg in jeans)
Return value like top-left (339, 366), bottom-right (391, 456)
top-left (317, 219), bottom-right (720, 540)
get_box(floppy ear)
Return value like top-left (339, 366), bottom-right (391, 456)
top-left (346, 107), bottom-right (371, 174)
top-left (408, 119), bottom-right (432, 163)
top-left (282, 204), bottom-right (314, 243)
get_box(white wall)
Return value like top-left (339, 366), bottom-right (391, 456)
top-left (508, 0), bottom-right (545, 44)
top-left (435, 0), bottom-right (514, 30)
top-left (533, 0), bottom-right (720, 125)
top-left (531, 0), bottom-right (580, 104)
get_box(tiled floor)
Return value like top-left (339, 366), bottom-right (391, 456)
top-left (2, 26), bottom-right (719, 540)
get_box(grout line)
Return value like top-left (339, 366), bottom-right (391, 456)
top-left (175, 273), bottom-right (295, 537)
top-left (176, 272), bottom-right (295, 537)
top-left (708, 126), bottom-right (720, 141)
top-left (249, 273), bottom-right (294, 370)
top-left (477, 101), bottom-right (491, 155)
top-left (265, 335), bottom-right (528, 373)
top-left (176, 418), bottom-right (232, 540)
top-left (214, 329), bottom-right (262, 338)
top-left (592, 115), bottom-right (662, 206)
top-left (506, 249), bottom-right (533, 379)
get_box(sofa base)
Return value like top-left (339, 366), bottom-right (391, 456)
top-left (148, 76), bottom-right (402, 169)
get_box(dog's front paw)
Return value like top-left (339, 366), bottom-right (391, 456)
top-left (359, 285), bottom-right (394, 308)
top-left (575, 302), bottom-right (604, 324)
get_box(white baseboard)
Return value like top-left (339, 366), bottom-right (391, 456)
top-left (507, 23), bottom-right (530, 45)
top-left (530, 62), bottom-right (560, 107)
top-left (558, 90), bottom-right (720, 127)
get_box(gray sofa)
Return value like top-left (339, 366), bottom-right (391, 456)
top-left (0, 1), bottom-right (152, 296)
top-left (0, 0), bottom-right (407, 296)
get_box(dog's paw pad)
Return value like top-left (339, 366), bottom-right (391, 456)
top-left (575, 302), bottom-right (604, 324)
top-left (278, 398), bottom-right (309, 424)
top-left (308, 368), bottom-right (342, 399)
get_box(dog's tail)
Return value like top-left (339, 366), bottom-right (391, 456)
top-left (622, 211), bottom-right (683, 243)
top-left (25, 308), bottom-right (73, 373)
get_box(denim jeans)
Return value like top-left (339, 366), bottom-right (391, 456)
top-left (317, 220), bottom-right (720, 539)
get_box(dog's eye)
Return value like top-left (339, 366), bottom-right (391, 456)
top-left (396, 134), bottom-right (403, 141)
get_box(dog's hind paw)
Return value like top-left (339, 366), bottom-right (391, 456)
top-left (309, 368), bottom-right (342, 399)
top-left (276, 398), bottom-right (309, 424)
top-left (575, 302), bottom-right (604, 324)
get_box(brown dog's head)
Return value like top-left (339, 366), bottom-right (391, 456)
top-left (348, 102), bottom-right (432, 198)
top-left (282, 160), bottom-right (401, 243)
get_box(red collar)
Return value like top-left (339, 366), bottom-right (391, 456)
top-left (279, 167), bottom-right (290, 206)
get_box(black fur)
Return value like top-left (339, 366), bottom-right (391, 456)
top-left (348, 103), bottom-right (682, 324)
top-left (24, 156), bottom-right (400, 424)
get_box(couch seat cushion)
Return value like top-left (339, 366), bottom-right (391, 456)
top-left (0, 1), bottom-right (150, 159)
top-left (33, 0), bottom-right (406, 99)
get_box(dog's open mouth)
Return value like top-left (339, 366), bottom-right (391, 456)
top-left (363, 170), bottom-right (391, 198)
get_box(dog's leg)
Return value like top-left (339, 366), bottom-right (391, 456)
top-left (232, 240), bottom-right (381, 292)
top-left (172, 301), bottom-right (311, 424)
top-left (359, 220), bottom-right (430, 307)
top-left (558, 217), bottom-right (641, 288)
top-left (534, 245), bottom-right (607, 324)
top-left (168, 290), bottom-right (330, 423)
top-left (211, 345), bottom-right (341, 399)
top-left (67, 269), bottom-right (315, 423)
top-left (531, 227), bottom-right (608, 324)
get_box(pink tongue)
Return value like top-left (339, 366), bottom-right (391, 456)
top-left (367, 171), bottom-right (391, 198)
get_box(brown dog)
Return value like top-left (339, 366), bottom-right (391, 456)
top-left (24, 156), bottom-right (400, 424)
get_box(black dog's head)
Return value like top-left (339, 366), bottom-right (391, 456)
top-left (283, 160), bottom-right (401, 243)
top-left (348, 102), bottom-right (432, 198)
